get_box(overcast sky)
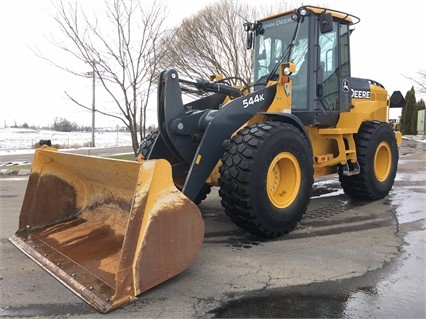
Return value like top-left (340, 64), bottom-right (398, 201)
top-left (1, 0), bottom-right (425, 128)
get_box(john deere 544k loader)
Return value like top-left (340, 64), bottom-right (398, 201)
top-left (10, 5), bottom-right (405, 313)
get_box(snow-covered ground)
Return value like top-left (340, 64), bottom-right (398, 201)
top-left (401, 135), bottom-right (426, 143)
top-left (0, 127), bottom-right (133, 155)
top-left (1, 127), bottom-right (424, 157)
top-left (0, 127), bottom-right (424, 176)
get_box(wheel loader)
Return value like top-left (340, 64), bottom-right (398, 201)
top-left (9, 5), bottom-right (405, 313)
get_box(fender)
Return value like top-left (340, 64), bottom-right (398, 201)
top-left (259, 112), bottom-right (313, 154)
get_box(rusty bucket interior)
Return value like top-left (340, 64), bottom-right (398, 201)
top-left (9, 148), bottom-right (204, 313)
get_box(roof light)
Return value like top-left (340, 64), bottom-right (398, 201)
top-left (299, 7), bottom-right (308, 16)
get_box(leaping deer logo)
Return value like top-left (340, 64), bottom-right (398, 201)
top-left (342, 79), bottom-right (350, 93)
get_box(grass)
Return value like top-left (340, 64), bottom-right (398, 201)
top-left (106, 153), bottom-right (136, 161)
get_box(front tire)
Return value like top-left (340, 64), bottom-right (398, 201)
top-left (219, 122), bottom-right (314, 238)
top-left (137, 129), bottom-right (159, 158)
top-left (339, 121), bottom-right (398, 200)
top-left (138, 129), bottom-right (211, 205)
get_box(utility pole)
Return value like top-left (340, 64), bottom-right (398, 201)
top-left (86, 61), bottom-right (97, 147)
top-left (91, 62), bottom-right (96, 148)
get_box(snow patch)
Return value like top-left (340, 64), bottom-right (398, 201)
top-left (0, 127), bottom-right (133, 155)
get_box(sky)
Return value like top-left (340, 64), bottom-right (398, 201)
top-left (1, 0), bottom-right (425, 129)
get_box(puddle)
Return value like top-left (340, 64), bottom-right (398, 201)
top-left (343, 229), bottom-right (425, 318)
top-left (211, 292), bottom-right (348, 318)
top-left (210, 230), bottom-right (425, 318)
top-left (209, 138), bottom-right (425, 318)
top-left (0, 303), bottom-right (92, 317)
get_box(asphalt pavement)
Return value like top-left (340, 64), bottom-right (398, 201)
top-left (0, 139), bottom-right (424, 318)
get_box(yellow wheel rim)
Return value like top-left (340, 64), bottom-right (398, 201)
top-left (374, 141), bottom-right (392, 182)
top-left (267, 152), bottom-right (301, 209)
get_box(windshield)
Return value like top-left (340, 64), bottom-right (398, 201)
top-left (254, 14), bottom-right (309, 83)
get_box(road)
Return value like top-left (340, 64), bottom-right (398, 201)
top-left (0, 139), bottom-right (424, 318)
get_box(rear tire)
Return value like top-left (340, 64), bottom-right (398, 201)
top-left (219, 122), bottom-right (313, 238)
top-left (339, 121), bottom-right (398, 200)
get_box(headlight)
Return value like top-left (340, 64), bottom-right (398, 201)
top-left (283, 66), bottom-right (292, 76)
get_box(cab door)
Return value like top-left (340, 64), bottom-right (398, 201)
top-left (317, 21), bottom-right (351, 114)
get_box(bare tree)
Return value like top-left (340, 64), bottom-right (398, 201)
top-left (159, 0), bottom-right (255, 85)
top-left (37, 0), bottom-right (168, 154)
top-left (159, 0), bottom-right (292, 87)
top-left (405, 69), bottom-right (426, 94)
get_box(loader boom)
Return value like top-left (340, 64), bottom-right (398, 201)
top-left (151, 69), bottom-right (276, 200)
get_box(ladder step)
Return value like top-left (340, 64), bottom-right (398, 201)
top-left (339, 162), bottom-right (360, 176)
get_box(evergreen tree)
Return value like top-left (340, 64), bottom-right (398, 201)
top-left (410, 102), bottom-right (418, 135)
top-left (400, 87), bottom-right (417, 135)
top-left (417, 98), bottom-right (425, 110)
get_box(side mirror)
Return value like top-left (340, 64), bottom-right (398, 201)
top-left (390, 91), bottom-right (406, 108)
top-left (246, 32), bottom-right (253, 50)
top-left (320, 13), bottom-right (333, 33)
top-left (244, 22), bottom-right (263, 50)
top-left (317, 84), bottom-right (324, 98)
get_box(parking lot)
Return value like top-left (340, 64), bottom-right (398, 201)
top-left (0, 138), bottom-right (424, 318)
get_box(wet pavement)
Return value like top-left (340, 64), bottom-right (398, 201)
top-left (0, 138), bottom-right (424, 318)
top-left (210, 229), bottom-right (425, 318)
top-left (210, 139), bottom-right (425, 318)
top-left (209, 138), bottom-right (426, 318)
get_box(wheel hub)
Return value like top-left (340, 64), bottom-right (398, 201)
top-left (374, 141), bottom-right (392, 182)
top-left (267, 152), bottom-right (301, 209)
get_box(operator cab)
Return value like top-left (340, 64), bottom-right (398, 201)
top-left (250, 6), bottom-right (359, 127)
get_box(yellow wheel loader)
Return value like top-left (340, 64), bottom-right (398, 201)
top-left (10, 5), bottom-right (405, 313)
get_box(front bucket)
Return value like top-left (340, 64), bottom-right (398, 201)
top-left (9, 148), bottom-right (204, 313)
